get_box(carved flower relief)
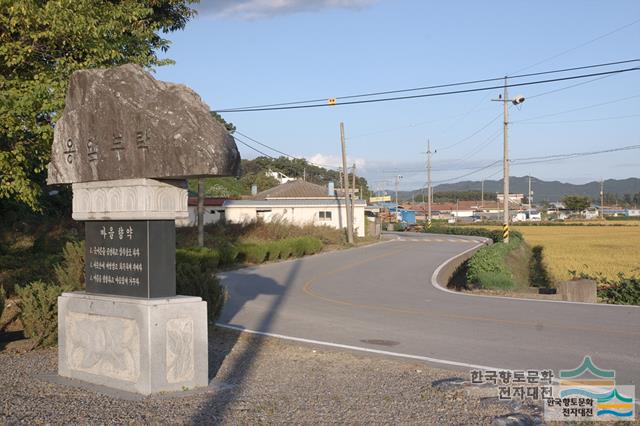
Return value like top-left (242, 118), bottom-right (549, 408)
top-left (165, 318), bottom-right (194, 383)
top-left (66, 312), bottom-right (140, 382)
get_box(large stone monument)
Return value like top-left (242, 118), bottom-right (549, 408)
top-left (48, 64), bottom-right (240, 395)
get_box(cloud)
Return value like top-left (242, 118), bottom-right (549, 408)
top-left (308, 153), bottom-right (367, 170)
top-left (196, 0), bottom-right (377, 19)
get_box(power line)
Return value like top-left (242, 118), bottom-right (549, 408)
top-left (438, 112), bottom-right (502, 150)
top-left (433, 161), bottom-right (502, 184)
top-left (235, 131), bottom-right (341, 170)
top-left (512, 113), bottom-right (640, 125)
top-left (512, 93), bottom-right (640, 122)
top-left (217, 59), bottom-right (640, 112)
top-left (235, 130), bottom-right (296, 159)
top-left (234, 136), bottom-right (277, 159)
top-left (511, 144), bottom-right (640, 165)
top-left (388, 144), bottom-right (640, 185)
top-left (527, 73), bottom-right (615, 99)
top-left (216, 66), bottom-right (640, 113)
top-left (455, 128), bottom-right (502, 161)
top-left (510, 17), bottom-right (640, 74)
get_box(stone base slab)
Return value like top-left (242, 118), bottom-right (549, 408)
top-left (58, 292), bottom-right (208, 395)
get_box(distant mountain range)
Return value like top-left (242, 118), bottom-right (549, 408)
top-left (393, 177), bottom-right (640, 202)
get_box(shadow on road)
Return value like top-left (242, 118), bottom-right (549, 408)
top-left (192, 259), bottom-right (302, 422)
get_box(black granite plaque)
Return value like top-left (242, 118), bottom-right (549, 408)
top-left (85, 220), bottom-right (175, 298)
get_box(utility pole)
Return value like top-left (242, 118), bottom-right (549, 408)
top-left (481, 179), bottom-right (484, 209)
top-left (600, 179), bottom-right (605, 220)
top-left (492, 77), bottom-right (525, 243)
top-left (340, 122), bottom-right (354, 244)
top-left (427, 140), bottom-right (433, 229)
top-left (197, 178), bottom-right (205, 247)
top-left (528, 175), bottom-right (532, 218)
top-left (502, 78), bottom-right (510, 242)
top-left (394, 174), bottom-right (402, 222)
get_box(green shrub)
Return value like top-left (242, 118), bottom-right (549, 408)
top-left (218, 243), bottom-right (239, 266)
top-left (290, 237), bottom-right (322, 257)
top-left (529, 245), bottom-right (551, 288)
top-left (278, 240), bottom-right (293, 260)
top-left (574, 272), bottom-right (640, 305)
top-left (475, 270), bottom-right (514, 290)
top-left (176, 246), bottom-right (220, 271)
top-left (175, 248), bottom-right (226, 321)
top-left (424, 225), bottom-right (514, 243)
top-left (54, 241), bottom-right (85, 291)
top-left (265, 241), bottom-right (283, 261)
top-left (300, 236), bottom-right (323, 255)
top-left (233, 237), bottom-right (323, 264)
top-left (16, 281), bottom-right (63, 347)
top-left (466, 238), bottom-right (520, 289)
top-left (236, 242), bottom-right (269, 264)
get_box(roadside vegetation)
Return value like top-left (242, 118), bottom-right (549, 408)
top-left (433, 222), bottom-right (638, 305)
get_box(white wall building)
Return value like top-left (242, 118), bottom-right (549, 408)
top-left (224, 180), bottom-right (366, 237)
top-left (183, 197), bottom-right (226, 227)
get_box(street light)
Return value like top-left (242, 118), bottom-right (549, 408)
top-left (492, 77), bottom-right (525, 243)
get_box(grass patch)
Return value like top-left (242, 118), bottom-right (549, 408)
top-left (475, 271), bottom-right (514, 290)
top-left (466, 236), bottom-right (522, 290)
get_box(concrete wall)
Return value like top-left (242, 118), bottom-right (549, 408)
top-left (225, 203), bottom-right (366, 237)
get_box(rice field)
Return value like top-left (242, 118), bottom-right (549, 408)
top-left (509, 226), bottom-right (640, 281)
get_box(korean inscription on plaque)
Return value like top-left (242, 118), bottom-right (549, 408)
top-left (85, 220), bottom-right (175, 298)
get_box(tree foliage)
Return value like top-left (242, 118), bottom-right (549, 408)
top-left (432, 190), bottom-right (497, 203)
top-left (0, 0), bottom-right (198, 210)
top-left (190, 156), bottom-right (370, 199)
top-left (562, 195), bottom-right (591, 211)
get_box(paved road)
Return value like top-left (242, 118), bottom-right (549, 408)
top-left (218, 232), bottom-right (640, 386)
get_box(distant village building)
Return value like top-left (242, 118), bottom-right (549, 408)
top-left (224, 180), bottom-right (367, 237)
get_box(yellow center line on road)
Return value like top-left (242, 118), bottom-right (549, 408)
top-left (301, 246), bottom-right (640, 338)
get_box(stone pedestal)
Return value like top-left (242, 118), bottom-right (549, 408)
top-left (58, 292), bottom-right (208, 395)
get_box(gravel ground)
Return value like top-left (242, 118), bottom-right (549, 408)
top-left (0, 327), bottom-right (545, 425)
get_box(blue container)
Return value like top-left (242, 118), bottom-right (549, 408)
top-left (400, 210), bottom-right (416, 224)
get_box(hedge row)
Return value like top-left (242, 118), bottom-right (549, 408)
top-left (423, 225), bottom-right (522, 243)
top-left (175, 249), bottom-right (226, 322)
top-left (176, 236), bottom-right (324, 267)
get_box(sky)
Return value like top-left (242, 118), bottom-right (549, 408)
top-left (155, 0), bottom-right (640, 191)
